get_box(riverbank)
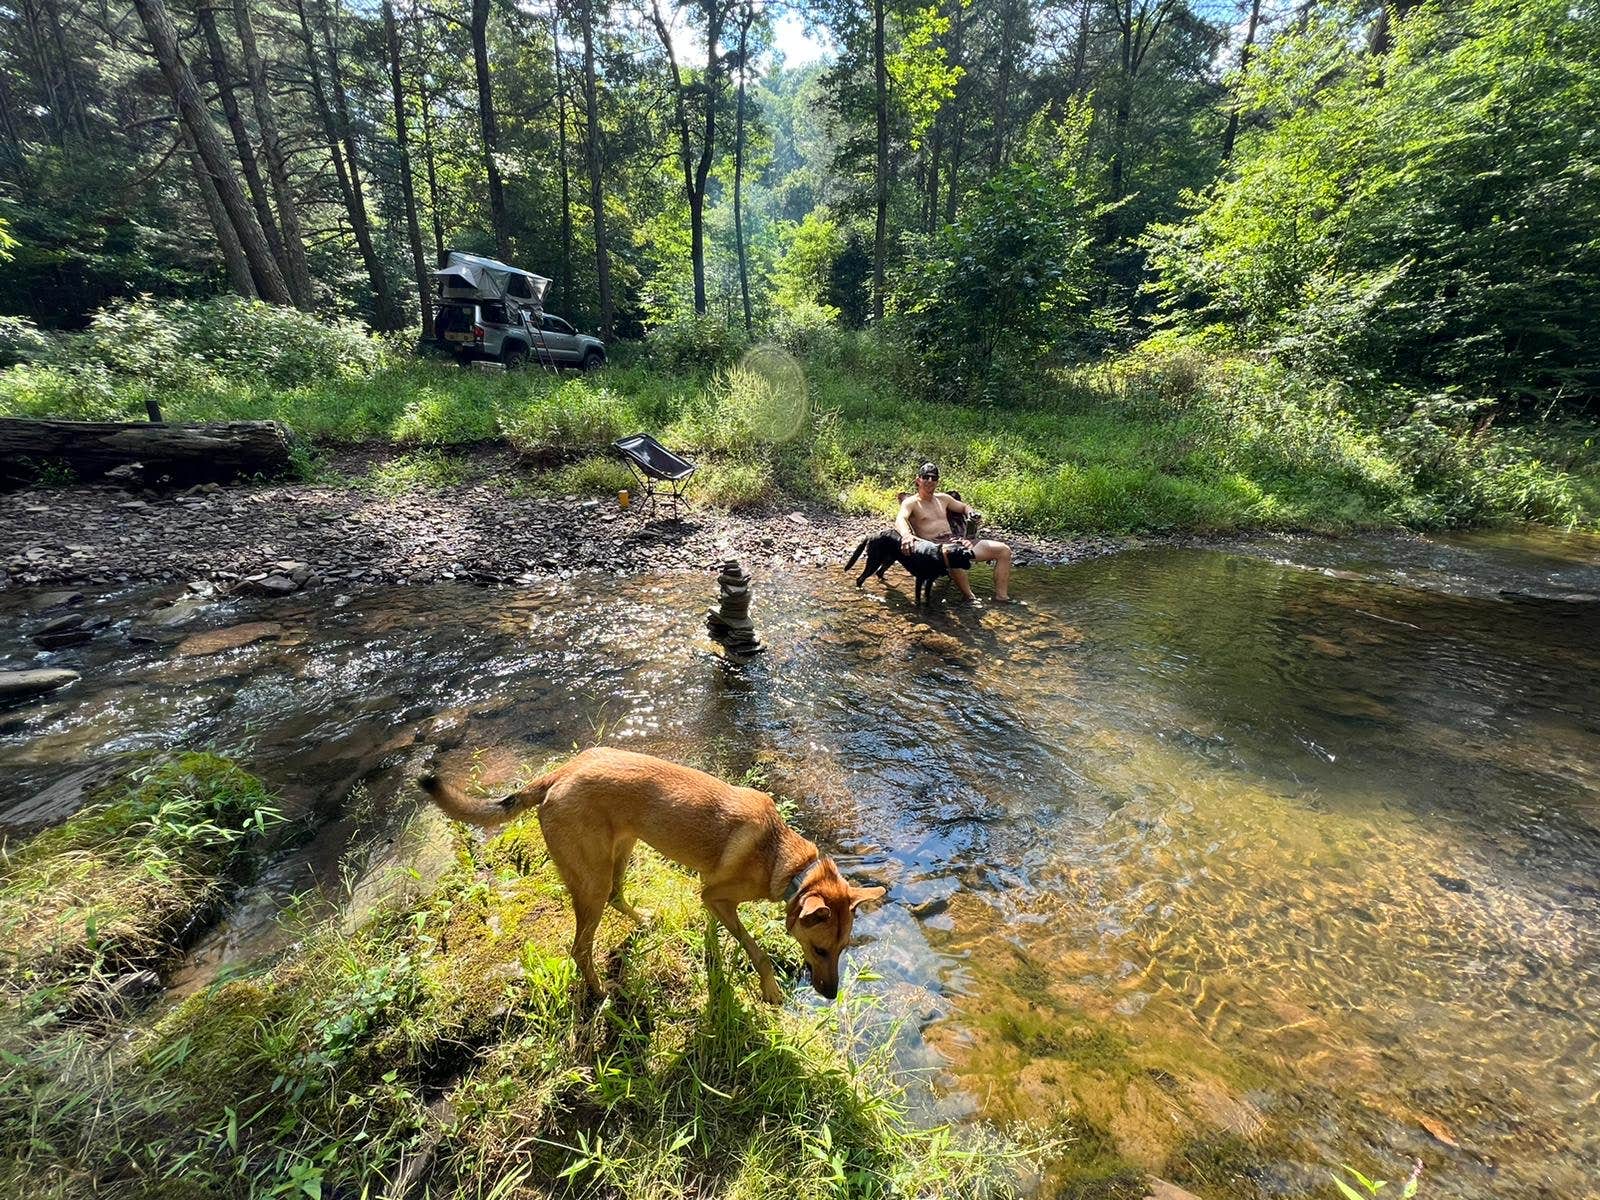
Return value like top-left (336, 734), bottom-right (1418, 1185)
top-left (5, 313), bottom-right (1596, 539)
top-left (1, 751), bottom-right (1042, 1199)
top-left (0, 443), bottom-right (1130, 592)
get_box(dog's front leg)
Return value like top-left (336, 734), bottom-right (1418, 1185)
top-left (703, 895), bottom-right (784, 1004)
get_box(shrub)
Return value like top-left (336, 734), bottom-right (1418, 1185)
top-left (644, 315), bottom-right (750, 375)
top-left (769, 299), bottom-right (840, 359)
top-left (0, 314), bottom-right (53, 366)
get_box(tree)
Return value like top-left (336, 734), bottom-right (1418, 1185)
top-left (385, 0), bottom-right (432, 337)
top-left (231, 0), bottom-right (315, 307)
top-left (576, 0), bottom-right (613, 336)
top-left (650, 0), bottom-right (732, 315)
top-left (472, 0), bottom-right (512, 261)
top-left (131, 0), bottom-right (292, 304)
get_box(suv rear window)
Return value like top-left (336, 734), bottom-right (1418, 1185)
top-left (481, 302), bottom-right (508, 324)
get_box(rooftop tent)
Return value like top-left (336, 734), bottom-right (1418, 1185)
top-left (431, 250), bottom-right (551, 314)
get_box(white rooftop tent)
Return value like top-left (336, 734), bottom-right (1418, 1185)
top-left (431, 251), bottom-right (551, 316)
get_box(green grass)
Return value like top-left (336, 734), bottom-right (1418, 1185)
top-left (4, 329), bottom-right (1594, 533)
top-left (0, 785), bottom-right (1043, 1199)
top-left (0, 753), bottom-right (281, 1010)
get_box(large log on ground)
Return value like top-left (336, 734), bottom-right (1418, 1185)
top-left (0, 419), bottom-right (297, 487)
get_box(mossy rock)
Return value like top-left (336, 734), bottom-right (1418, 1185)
top-left (0, 752), bottom-right (281, 1003)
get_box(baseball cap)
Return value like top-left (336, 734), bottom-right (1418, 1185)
top-left (918, 462), bottom-right (940, 479)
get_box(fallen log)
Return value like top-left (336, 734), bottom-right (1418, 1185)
top-left (0, 418), bottom-right (297, 488)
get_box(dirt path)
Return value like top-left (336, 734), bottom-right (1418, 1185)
top-left (1, 448), bottom-right (1130, 593)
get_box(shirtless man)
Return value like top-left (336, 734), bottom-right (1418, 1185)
top-left (895, 462), bottom-right (1014, 603)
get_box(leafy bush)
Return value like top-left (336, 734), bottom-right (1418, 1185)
top-left (61, 295), bottom-right (384, 388)
top-left (0, 314), bottom-right (53, 366)
top-left (769, 299), bottom-right (840, 359)
top-left (892, 107), bottom-right (1101, 400)
top-left (644, 315), bottom-right (750, 374)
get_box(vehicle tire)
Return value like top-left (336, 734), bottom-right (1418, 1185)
top-left (581, 350), bottom-right (605, 373)
top-left (502, 342), bottom-right (529, 370)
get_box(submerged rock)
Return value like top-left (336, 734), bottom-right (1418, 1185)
top-left (0, 667), bottom-right (80, 703)
top-left (176, 622), bottom-right (285, 657)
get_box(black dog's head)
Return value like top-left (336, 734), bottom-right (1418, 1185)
top-left (944, 544), bottom-right (976, 570)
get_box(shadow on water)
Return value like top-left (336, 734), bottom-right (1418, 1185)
top-left (3, 529), bottom-right (1599, 1198)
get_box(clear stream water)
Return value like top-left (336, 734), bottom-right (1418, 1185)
top-left (3, 530), bottom-right (1598, 1198)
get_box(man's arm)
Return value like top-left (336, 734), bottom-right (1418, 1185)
top-left (938, 491), bottom-right (970, 516)
top-left (896, 495), bottom-right (917, 551)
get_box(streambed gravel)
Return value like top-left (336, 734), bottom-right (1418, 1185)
top-left (1, 446), bottom-right (1131, 592)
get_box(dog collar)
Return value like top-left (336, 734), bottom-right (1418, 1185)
top-left (784, 858), bottom-right (822, 902)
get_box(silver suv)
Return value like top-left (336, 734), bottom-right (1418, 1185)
top-left (434, 301), bottom-right (606, 371)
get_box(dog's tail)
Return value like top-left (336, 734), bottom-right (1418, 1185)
top-left (418, 763), bottom-right (562, 828)
top-left (843, 537), bottom-right (868, 571)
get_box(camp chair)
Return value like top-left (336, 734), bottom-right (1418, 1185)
top-left (613, 434), bottom-right (697, 520)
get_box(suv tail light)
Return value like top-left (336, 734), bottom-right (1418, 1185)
top-left (472, 324), bottom-right (485, 342)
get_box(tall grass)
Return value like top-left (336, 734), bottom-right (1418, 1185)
top-left (1, 297), bottom-right (1592, 531)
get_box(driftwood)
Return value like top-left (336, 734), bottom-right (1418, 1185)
top-left (0, 418), bottom-right (297, 487)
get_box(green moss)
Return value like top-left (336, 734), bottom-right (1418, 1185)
top-left (0, 752), bottom-right (281, 1001)
top-left (1166, 1132), bottom-right (1269, 1197)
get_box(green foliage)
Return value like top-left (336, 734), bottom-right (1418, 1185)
top-left (644, 315), bottom-right (752, 374)
top-left (892, 107), bottom-right (1102, 399)
top-left (0, 753), bottom-right (281, 1003)
top-left (0, 315), bottom-right (55, 367)
top-left (771, 207), bottom-right (846, 319)
top-left (1146, 0), bottom-right (1600, 410)
top-left (1333, 1160), bottom-right (1423, 1200)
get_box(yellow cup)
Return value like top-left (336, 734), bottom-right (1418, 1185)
top-left (618, 489), bottom-right (631, 509)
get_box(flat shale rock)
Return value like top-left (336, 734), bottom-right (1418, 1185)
top-left (176, 622), bottom-right (285, 657)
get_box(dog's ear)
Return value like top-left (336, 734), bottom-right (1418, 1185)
top-left (848, 885), bottom-right (887, 911)
top-left (798, 893), bottom-right (831, 924)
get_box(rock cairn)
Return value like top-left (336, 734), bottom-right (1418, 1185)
top-left (705, 559), bottom-right (764, 658)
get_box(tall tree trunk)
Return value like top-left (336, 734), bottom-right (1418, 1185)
top-left (414, 26), bottom-right (446, 262)
top-left (943, 0), bottom-right (965, 225)
top-left (0, 68), bottom-right (31, 188)
top-left (233, 0), bottom-right (314, 307)
top-left (316, 0), bottom-right (396, 323)
top-left (132, 0), bottom-right (292, 303)
top-left (384, 0), bottom-right (432, 338)
top-left (198, 5), bottom-right (292, 291)
top-left (732, 0), bottom-right (753, 335)
top-left (872, 0), bottom-right (888, 323)
top-left (990, 0), bottom-right (1017, 168)
top-left (472, 0), bottom-right (512, 261)
top-left (553, 4), bottom-right (572, 314)
top-left (19, 0), bottom-right (65, 147)
top-left (41, 0), bottom-right (89, 140)
top-left (294, 0), bottom-right (393, 321)
top-left (1220, 0), bottom-right (1261, 161)
top-left (183, 124), bottom-right (257, 297)
top-left (1069, 0), bottom-right (1091, 95)
top-left (578, 0), bottom-right (612, 337)
top-left (649, 0), bottom-right (725, 317)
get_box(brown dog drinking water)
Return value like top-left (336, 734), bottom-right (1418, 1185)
top-left (419, 747), bottom-right (885, 1003)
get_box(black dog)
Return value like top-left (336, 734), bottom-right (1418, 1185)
top-left (844, 529), bottom-right (977, 604)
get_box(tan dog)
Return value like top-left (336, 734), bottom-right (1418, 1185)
top-left (419, 747), bottom-right (885, 1003)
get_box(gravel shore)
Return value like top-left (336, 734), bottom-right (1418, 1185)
top-left (2, 447), bottom-right (1129, 593)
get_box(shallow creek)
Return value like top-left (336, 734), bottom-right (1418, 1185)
top-left (3, 530), bottom-right (1598, 1198)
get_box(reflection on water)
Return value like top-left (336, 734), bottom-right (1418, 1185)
top-left (3, 530), bottom-right (1598, 1198)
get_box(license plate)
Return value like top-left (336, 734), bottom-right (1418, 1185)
top-left (445, 331), bottom-right (472, 343)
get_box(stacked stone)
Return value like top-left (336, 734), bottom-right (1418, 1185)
top-left (706, 559), bottom-right (764, 657)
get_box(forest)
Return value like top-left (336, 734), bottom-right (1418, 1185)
top-left (0, 0), bottom-right (1596, 529)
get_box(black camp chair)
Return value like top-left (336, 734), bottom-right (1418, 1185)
top-left (613, 434), bottom-right (697, 520)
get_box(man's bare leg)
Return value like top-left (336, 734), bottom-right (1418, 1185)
top-left (946, 566), bottom-right (980, 602)
top-left (974, 540), bottom-right (1013, 601)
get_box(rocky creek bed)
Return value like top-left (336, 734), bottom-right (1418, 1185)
top-left (1, 445), bottom-right (1128, 594)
